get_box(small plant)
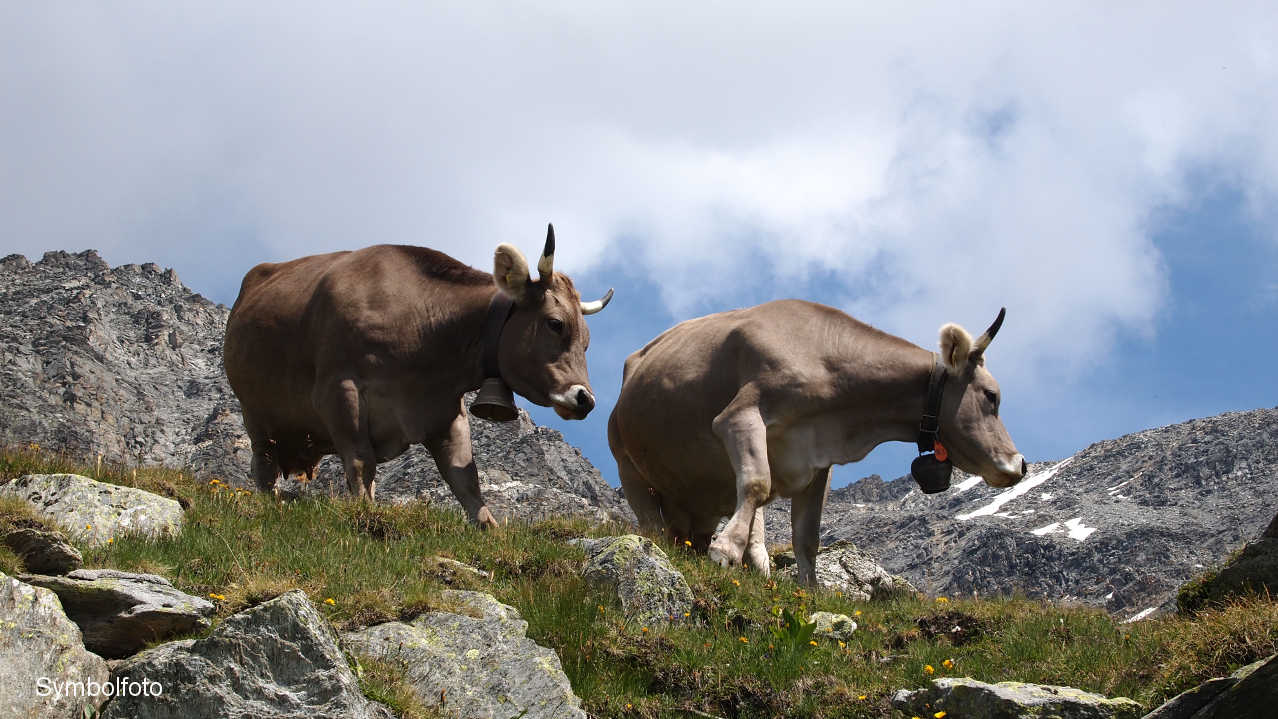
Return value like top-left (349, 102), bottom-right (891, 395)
top-left (769, 607), bottom-right (817, 654)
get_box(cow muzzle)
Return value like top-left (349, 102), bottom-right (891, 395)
top-left (986, 453), bottom-right (1028, 487)
top-left (550, 385), bottom-right (595, 420)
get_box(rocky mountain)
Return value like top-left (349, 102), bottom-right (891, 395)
top-left (765, 407), bottom-right (1278, 620)
top-left (0, 250), bottom-right (632, 524)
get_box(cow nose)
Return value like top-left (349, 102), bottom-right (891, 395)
top-left (576, 387), bottom-right (595, 415)
top-left (1021, 457), bottom-right (1028, 476)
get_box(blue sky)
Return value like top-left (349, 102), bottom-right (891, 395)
top-left (2, 3), bottom-right (1276, 488)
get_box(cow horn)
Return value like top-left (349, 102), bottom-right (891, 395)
top-left (972, 307), bottom-right (1006, 356)
top-left (537, 223), bottom-right (555, 280)
top-left (580, 287), bottom-right (614, 315)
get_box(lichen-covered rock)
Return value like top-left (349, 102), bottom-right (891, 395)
top-left (0, 570), bottom-right (110, 719)
top-left (808, 611), bottom-right (857, 641)
top-left (3, 527), bottom-right (82, 574)
top-left (20, 569), bottom-right (214, 658)
top-left (99, 590), bottom-right (392, 719)
top-left (574, 534), bottom-right (693, 628)
top-left (0, 473), bottom-right (183, 547)
top-left (892, 678), bottom-right (1142, 719)
top-left (1144, 652), bottom-right (1278, 718)
top-left (775, 540), bottom-right (916, 601)
top-left (426, 556), bottom-right (493, 585)
top-left (343, 590), bottom-right (584, 719)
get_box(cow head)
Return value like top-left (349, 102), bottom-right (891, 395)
top-left (935, 308), bottom-right (1027, 488)
top-left (491, 224), bottom-right (612, 419)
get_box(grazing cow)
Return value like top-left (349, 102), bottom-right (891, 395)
top-left (607, 300), bottom-right (1025, 584)
top-left (223, 225), bottom-right (612, 527)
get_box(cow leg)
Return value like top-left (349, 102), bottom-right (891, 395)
top-left (791, 466), bottom-right (831, 586)
top-left (616, 455), bottom-right (664, 534)
top-left (244, 415), bottom-right (280, 497)
top-left (745, 506), bottom-right (771, 576)
top-left (425, 403), bottom-right (498, 529)
top-left (708, 404), bottom-right (770, 569)
top-left (317, 378), bottom-right (377, 501)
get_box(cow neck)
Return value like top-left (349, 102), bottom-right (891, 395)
top-left (481, 291), bottom-right (516, 381)
top-left (916, 353), bottom-right (948, 454)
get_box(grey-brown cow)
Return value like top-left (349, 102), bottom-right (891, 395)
top-left (224, 226), bottom-right (611, 527)
top-left (607, 300), bottom-right (1025, 584)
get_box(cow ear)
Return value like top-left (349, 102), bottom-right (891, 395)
top-left (493, 244), bottom-right (531, 303)
top-left (938, 323), bottom-right (973, 373)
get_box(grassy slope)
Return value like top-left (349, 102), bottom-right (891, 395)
top-left (2, 445), bottom-right (1275, 719)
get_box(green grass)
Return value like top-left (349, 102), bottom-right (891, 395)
top-left (3, 444), bottom-right (1276, 718)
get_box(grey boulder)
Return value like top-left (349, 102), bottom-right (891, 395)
top-left (574, 534), bottom-right (694, 628)
top-left (0, 473), bottom-right (183, 547)
top-left (99, 590), bottom-right (392, 719)
top-left (343, 589), bottom-right (584, 719)
top-left (19, 569), bottom-right (214, 658)
top-left (1143, 652), bottom-right (1278, 718)
top-left (0, 570), bottom-right (110, 719)
top-left (776, 540), bottom-right (917, 601)
top-left (892, 678), bottom-right (1142, 719)
top-left (3, 527), bottom-right (82, 575)
top-left (808, 611), bottom-right (857, 641)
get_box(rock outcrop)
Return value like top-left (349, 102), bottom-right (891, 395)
top-left (0, 250), bottom-right (630, 525)
top-left (0, 570), bottom-right (110, 719)
top-left (1143, 653), bottom-right (1278, 718)
top-left (892, 677), bottom-right (1142, 719)
top-left (100, 590), bottom-right (391, 719)
top-left (20, 568), bottom-right (214, 658)
top-left (774, 540), bottom-right (917, 601)
top-left (574, 534), bottom-right (693, 628)
top-left (343, 589), bottom-right (584, 719)
top-left (3, 526), bottom-right (82, 574)
top-left (1176, 512), bottom-right (1278, 613)
top-left (0, 473), bottom-right (184, 547)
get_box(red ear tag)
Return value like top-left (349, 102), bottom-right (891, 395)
top-left (933, 441), bottom-right (948, 462)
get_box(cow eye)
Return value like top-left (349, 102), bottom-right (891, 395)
top-left (984, 389), bottom-right (999, 407)
top-left (546, 318), bottom-right (565, 334)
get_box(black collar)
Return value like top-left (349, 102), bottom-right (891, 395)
top-left (917, 353), bottom-right (948, 454)
top-left (481, 292), bottom-right (515, 380)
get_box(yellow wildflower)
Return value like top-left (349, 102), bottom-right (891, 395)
top-left (324, 597), bottom-right (336, 606)
top-left (738, 636), bottom-right (748, 643)
top-left (85, 524), bottom-right (91, 531)
top-left (924, 664), bottom-right (935, 675)
top-left (684, 540), bottom-right (692, 547)
top-left (838, 641), bottom-right (847, 649)
top-left (935, 712), bottom-right (948, 718)
top-left (641, 627), bottom-right (648, 633)
top-left (942, 658), bottom-right (955, 669)
top-left (854, 610), bottom-right (862, 616)
top-left (857, 694), bottom-right (867, 701)
top-left (106, 538), bottom-right (113, 545)
top-left (731, 579), bottom-right (740, 586)
top-left (809, 640), bottom-right (818, 646)
top-left (936, 596), bottom-right (949, 603)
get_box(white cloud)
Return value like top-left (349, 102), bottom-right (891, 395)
top-left (3, 1), bottom-right (1276, 389)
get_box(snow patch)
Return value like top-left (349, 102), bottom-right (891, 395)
top-left (956, 458), bottom-right (1074, 521)
top-left (1123, 607), bottom-right (1158, 623)
top-left (953, 476), bottom-right (984, 494)
top-left (1040, 493), bottom-right (1054, 501)
top-left (1104, 592), bottom-right (1114, 600)
top-left (1030, 516), bottom-right (1097, 541)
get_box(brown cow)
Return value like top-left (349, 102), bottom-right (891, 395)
top-left (223, 225), bottom-right (611, 526)
top-left (608, 300), bottom-right (1025, 584)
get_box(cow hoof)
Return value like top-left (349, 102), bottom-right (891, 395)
top-left (708, 542), bottom-right (742, 568)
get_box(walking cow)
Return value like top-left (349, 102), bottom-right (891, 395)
top-left (224, 225), bottom-right (612, 527)
top-left (608, 300), bottom-right (1026, 584)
